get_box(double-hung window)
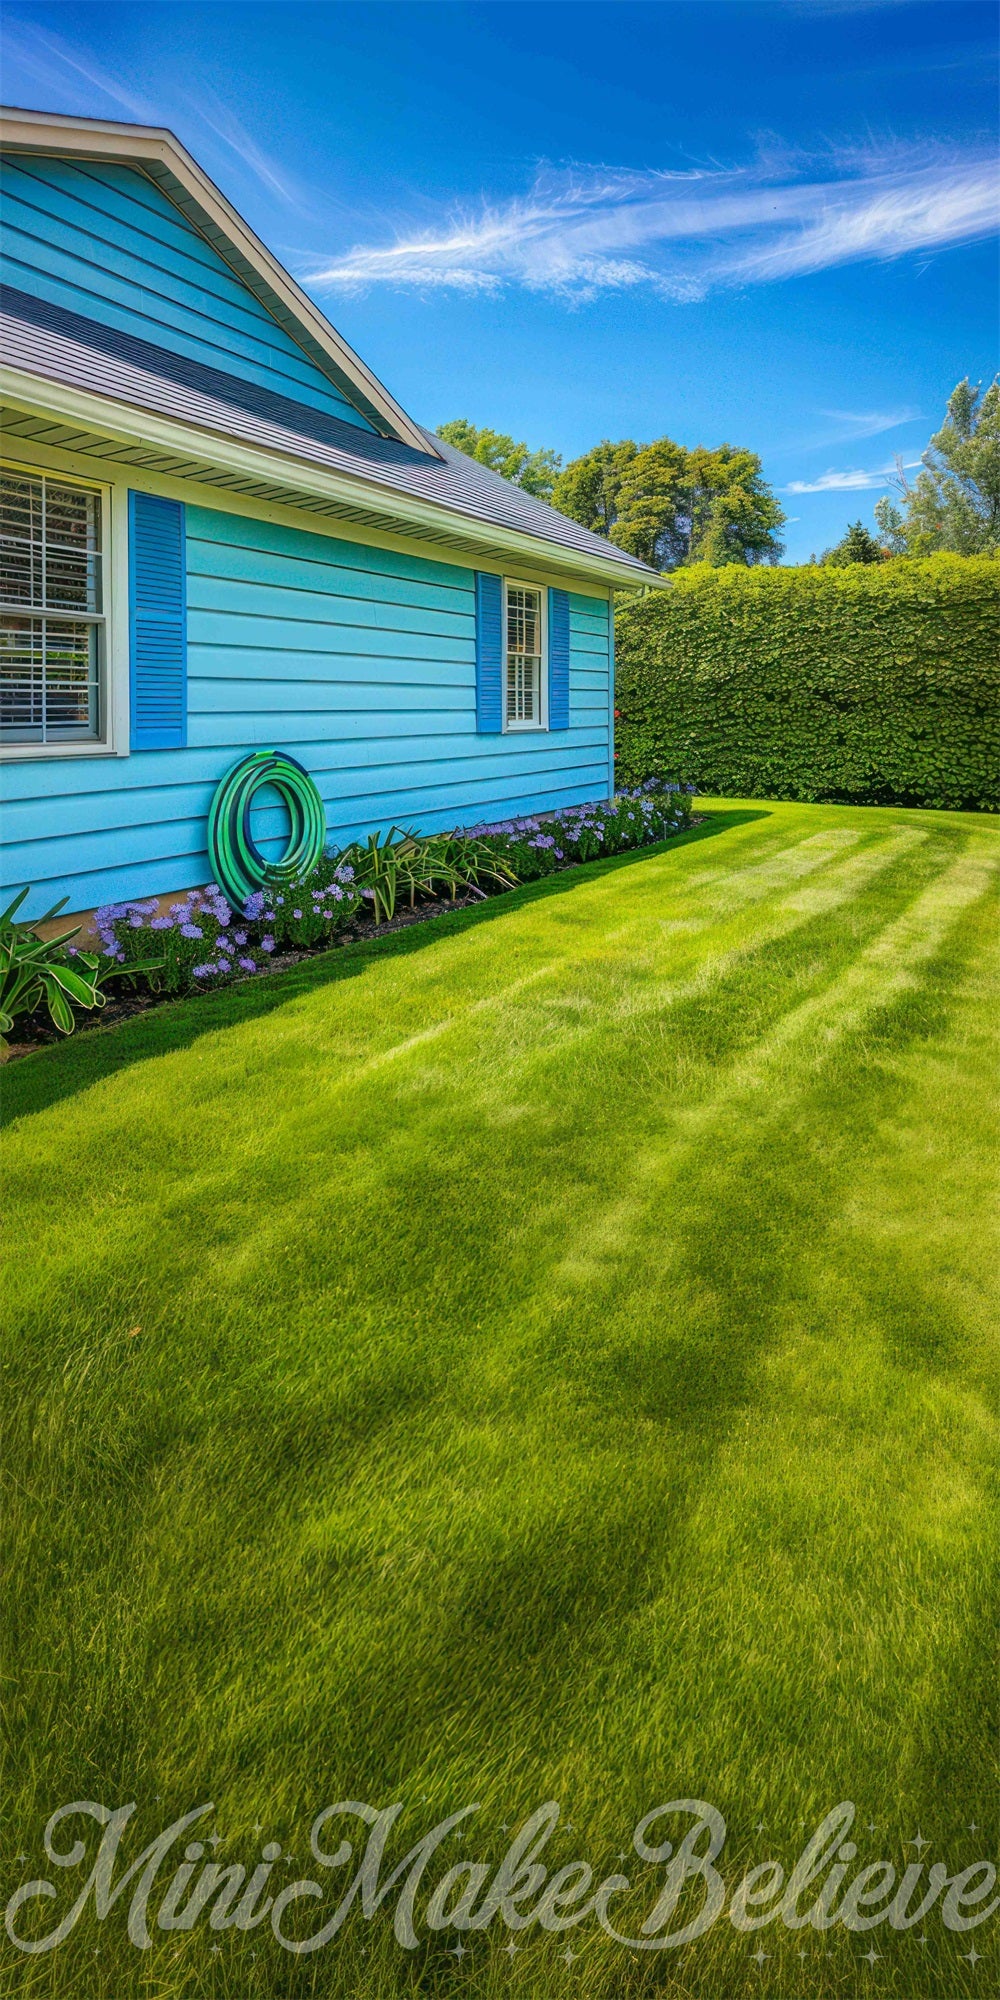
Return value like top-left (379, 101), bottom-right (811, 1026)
top-left (504, 580), bottom-right (546, 729)
top-left (0, 469), bottom-right (106, 748)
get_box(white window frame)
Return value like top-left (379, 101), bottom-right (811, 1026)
top-left (0, 459), bottom-right (129, 760)
top-left (502, 576), bottom-right (548, 732)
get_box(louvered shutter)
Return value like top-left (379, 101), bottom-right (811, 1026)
top-left (129, 492), bottom-right (187, 748)
top-left (548, 586), bottom-right (570, 731)
top-left (475, 571), bottom-right (503, 733)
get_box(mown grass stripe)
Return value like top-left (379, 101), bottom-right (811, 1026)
top-left (2, 801), bottom-right (997, 2000)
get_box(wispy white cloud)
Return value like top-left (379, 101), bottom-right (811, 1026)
top-left (1, 20), bottom-right (155, 121)
top-left (816, 406), bottom-right (922, 442)
top-left (784, 458), bottom-right (920, 493)
top-left (176, 86), bottom-right (304, 208)
top-left (2, 20), bottom-right (305, 210)
top-left (305, 141), bottom-right (999, 303)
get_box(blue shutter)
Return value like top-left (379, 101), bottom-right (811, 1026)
top-left (548, 587), bottom-right (570, 731)
top-left (129, 492), bottom-right (187, 749)
top-left (475, 571), bottom-right (503, 734)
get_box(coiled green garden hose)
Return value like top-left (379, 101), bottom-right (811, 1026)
top-left (207, 750), bottom-right (327, 909)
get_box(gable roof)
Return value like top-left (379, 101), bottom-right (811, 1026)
top-left (0, 105), bottom-right (663, 589)
top-left (0, 285), bottom-right (656, 582)
top-left (0, 103), bottom-right (434, 454)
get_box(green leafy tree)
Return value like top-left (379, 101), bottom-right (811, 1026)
top-left (820, 520), bottom-right (887, 565)
top-left (550, 439), bottom-right (639, 536)
top-left (873, 378), bottom-right (1000, 557)
top-left (436, 420), bottom-right (561, 500)
top-left (685, 446), bottom-right (786, 567)
top-left (872, 495), bottom-right (907, 556)
top-left (612, 438), bottom-right (690, 567)
top-left (607, 438), bottom-right (784, 570)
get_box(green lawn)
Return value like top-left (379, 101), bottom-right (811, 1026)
top-left (2, 799), bottom-right (998, 2000)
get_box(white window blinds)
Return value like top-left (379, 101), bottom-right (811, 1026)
top-left (0, 471), bottom-right (104, 746)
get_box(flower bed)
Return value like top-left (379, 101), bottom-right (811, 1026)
top-left (90, 858), bottom-right (364, 996)
top-left (4, 783), bottom-right (694, 1052)
top-left (469, 782), bottom-right (694, 881)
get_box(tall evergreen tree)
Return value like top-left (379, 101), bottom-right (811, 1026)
top-left (820, 520), bottom-right (887, 565)
top-left (874, 378), bottom-right (1000, 557)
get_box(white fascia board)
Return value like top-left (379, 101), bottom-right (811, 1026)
top-left (0, 104), bottom-right (436, 459)
top-left (0, 365), bottom-right (666, 591)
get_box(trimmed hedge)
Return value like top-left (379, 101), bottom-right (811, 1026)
top-left (614, 555), bottom-right (1000, 810)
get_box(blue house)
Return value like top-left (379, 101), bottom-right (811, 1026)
top-left (0, 106), bottom-right (660, 922)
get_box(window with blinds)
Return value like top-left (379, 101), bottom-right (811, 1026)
top-left (1, 470), bottom-right (105, 747)
top-left (505, 581), bottom-right (545, 728)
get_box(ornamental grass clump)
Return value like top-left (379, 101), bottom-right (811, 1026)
top-left (337, 828), bottom-right (516, 923)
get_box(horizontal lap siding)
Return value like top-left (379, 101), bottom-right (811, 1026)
top-left (3, 507), bottom-right (612, 916)
top-left (0, 155), bottom-right (373, 428)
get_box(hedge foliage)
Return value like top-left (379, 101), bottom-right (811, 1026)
top-left (614, 555), bottom-right (1000, 810)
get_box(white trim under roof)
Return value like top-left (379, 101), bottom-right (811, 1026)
top-left (0, 103), bottom-right (438, 459)
top-left (0, 368), bottom-right (666, 591)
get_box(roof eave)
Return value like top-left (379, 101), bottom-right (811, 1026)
top-left (0, 364), bottom-right (665, 589)
top-left (0, 103), bottom-right (439, 460)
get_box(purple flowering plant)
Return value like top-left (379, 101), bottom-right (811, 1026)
top-left (94, 886), bottom-right (243, 994)
top-left (92, 857), bottom-right (362, 994)
top-left (467, 778), bottom-right (692, 883)
top-left (251, 857), bottom-right (362, 950)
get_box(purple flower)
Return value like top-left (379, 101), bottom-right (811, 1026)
top-left (181, 923), bottom-right (203, 940)
top-left (233, 929), bottom-right (247, 946)
top-left (149, 915), bottom-right (172, 931)
top-left (292, 909), bottom-right (302, 920)
top-left (555, 849), bottom-right (564, 860)
top-left (192, 963), bottom-right (212, 978)
top-left (216, 956), bottom-right (231, 973)
top-left (128, 912), bottom-right (145, 929)
top-left (238, 956), bottom-right (256, 972)
top-left (261, 936), bottom-right (275, 952)
top-left (243, 890), bottom-right (265, 921)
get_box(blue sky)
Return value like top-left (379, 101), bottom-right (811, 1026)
top-left (3, 0), bottom-right (997, 560)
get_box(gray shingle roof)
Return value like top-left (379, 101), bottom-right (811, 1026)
top-left (1, 286), bottom-right (657, 579)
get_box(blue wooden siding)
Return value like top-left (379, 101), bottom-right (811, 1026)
top-left (0, 154), bottom-right (374, 429)
top-left (2, 504), bottom-right (612, 917)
